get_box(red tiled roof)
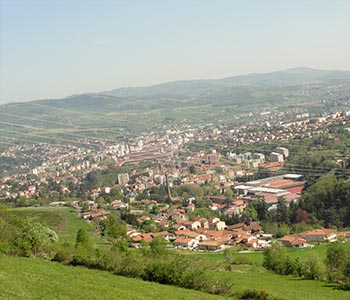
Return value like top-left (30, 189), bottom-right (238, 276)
top-left (175, 229), bottom-right (199, 238)
top-left (263, 162), bottom-right (284, 168)
top-left (285, 186), bottom-right (304, 194)
top-left (196, 228), bottom-right (207, 234)
top-left (227, 223), bottom-right (246, 230)
top-left (198, 240), bottom-right (221, 247)
top-left (290, 238), bottom-right (307, 245)
top-left (174, 238), bottom-right (194, 244)
top-left (267, 179), bottom-right (296, 188)
top-left (132, 235), bottom-right (142, 242)
top-left (246, 238), bottom-right (258, 246)
top-left (280, 235), bottom-right (307, 245)
top-left (246, 223), bottom-right (262, 231)
top-left (301, 229), bottom-right (336, 236)
top-left (141, 233), bottom-right (153, 243)
top-left (153, 231), bottom-right (169, 237)
top-left (233, 200), bottom-right (245, 206)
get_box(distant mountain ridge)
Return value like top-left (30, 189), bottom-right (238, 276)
top-left (1, 67), bottom-right (350, 138)
top-left (103, 67), bottom-right (350, 99)
top-left (1, 67), bottom-right (350, 107)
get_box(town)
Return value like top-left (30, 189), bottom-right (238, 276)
top-left (1, 104), bottom-right (350, 252)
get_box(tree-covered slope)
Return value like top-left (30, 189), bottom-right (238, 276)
top-left (299, 175), bottom-right (350, 228)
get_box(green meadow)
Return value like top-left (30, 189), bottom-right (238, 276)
top-left (0, 255), bottom-right (230, 300)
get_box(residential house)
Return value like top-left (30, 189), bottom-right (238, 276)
top-left (280, 235), bottom-right (308, 248)
top-left (174, 238), bottom-right (198, 249)
top-left (299, 229), bottom-right (337, 242)
top-left (208, 217), bottom-right (226, 230)
top-left (179, 220), bottom-right (201, 230)
top-left (197, 240), bottom-right (222, 251)
top-left (81, 209), bottom-right (109, 220)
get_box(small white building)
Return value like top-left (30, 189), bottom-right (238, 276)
top-left (270, 152), bottom-right (284, 162)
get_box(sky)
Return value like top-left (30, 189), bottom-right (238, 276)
top-left (0, 0), bottom-right (350, 104)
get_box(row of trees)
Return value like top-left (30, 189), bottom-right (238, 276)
top-left (263, 242), bottom-right (350, 287)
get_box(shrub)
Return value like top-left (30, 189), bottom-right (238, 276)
top-left (238, 289), bottom-right (270, 300)
top-left (206, 279), bottom-right (234, 295)
top-left (52, 249), bottom-right (73, 264)
top-left (263, 243), bottom-right (295, 275)
top-left (232, 256), bottom-right (253, 265)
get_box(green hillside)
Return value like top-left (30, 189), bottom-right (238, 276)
top-left (2, 207), bottom-right (350, 300)
top-left (1, 252), bottom-right (349, 300)
top-left (0, 255), bottom-right (229, 300)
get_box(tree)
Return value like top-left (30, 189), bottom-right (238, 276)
top-left (13, 216), bottom-right (54, 256)
top-left (263, 242), bottom-right (294, 275)
top-left (295, 208), bottom-right (309, 223)
top-left (242, 205), bottom-right (258, 221)
top-left (224, 188), bottom-right (234, 203)
top-left (189, 165), bottom-right (196, 174)
top-left (326, 242), bottom-right (348, 280)
top-left (149, 237), bottom-right (168, 256)
top-left (75, 228), bottom-right (93, 250)
top-left (174, 184), bottom-right (204, 199)
top-left (252, 201), bottom-right (268, 221)
top-left (275, 198), bottom-right (289, 223)
top-left (302, 255), bottom-right (320, 280)
top-left (326, 241), bottom-right (350, 286)
top-left (100, 215), bottom-right (127, 239)
top-left (85, 171), bottom-right (99, 189)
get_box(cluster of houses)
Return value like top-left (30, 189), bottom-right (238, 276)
top-left (125, 219), bottom-right (268, 251)
top-left (125, 217), bottom-right (343, 251)
top-left (74, 187), bottom-right (348, 252)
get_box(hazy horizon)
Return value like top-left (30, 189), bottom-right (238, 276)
top-left (1, 0), bottom-right (350, 104)
top-left (1, 66), bottom-right (350, 105)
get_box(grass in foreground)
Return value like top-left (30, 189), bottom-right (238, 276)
top-left (0, 255), bottom-right (230, 300)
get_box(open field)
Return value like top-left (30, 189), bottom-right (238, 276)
top-left (188, 243), bottom-right (329, 267)
top-left (208, 269), bottom-right (349, 300)
top-left (0, 255), bottom-right (230, 300)
top-left (181, 246), bottom-right (349, 300)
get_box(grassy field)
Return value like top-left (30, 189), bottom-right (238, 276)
top-left (208, 269), bottom-right (349, 300)
top-left (182, 246), bottom-right (350, 300)
top-left (0, 255), bottom-right (230, 300)
top-left (189, 243), bottom-right (329, 267)
top-left (10, 207), bottom-right (104, 245)
top-left (1, 253), bottom-right (348, 300)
